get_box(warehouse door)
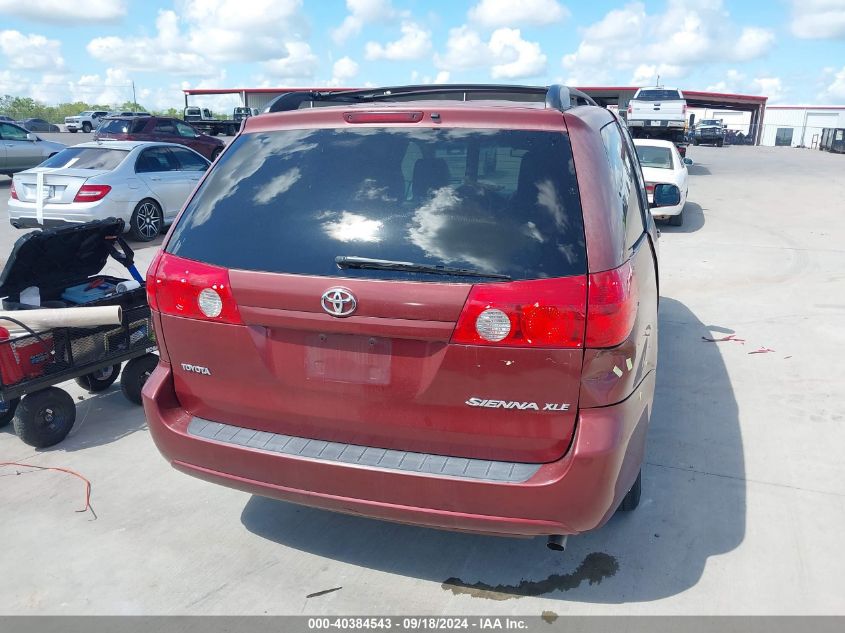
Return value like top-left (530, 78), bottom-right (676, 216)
top-left (775, 128), bottom-right (793, 146)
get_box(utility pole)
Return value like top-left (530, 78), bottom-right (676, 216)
top-left (132, 81), bottom-right (137, 108)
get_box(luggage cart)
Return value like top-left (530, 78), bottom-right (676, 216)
top-left (0, 219), bottom-right (158, 447)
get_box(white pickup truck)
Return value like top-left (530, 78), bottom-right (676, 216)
top-left (626, 87), bottom-right (688, 143)
top-left (64, 110), bottom-right (109, 133)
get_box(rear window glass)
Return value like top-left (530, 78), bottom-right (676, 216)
top-left (167, 128), bottom-right (586, 281)
top-left (636, 90), bottom-right (682, 101)
top-left (635, 146), bottom-right (673, 169)
top-left (700, 120), bottom-right (721, 126)
top-left (99, 119), bottom-right (145, 134)
top-left (40, 147), bottom-right (129, 170)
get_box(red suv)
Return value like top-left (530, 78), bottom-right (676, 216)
top-left (94, 116), bottom-right (225, 161)
top-left (143, 85), bottom-right (679, 545)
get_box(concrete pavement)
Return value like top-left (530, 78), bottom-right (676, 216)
top-left (0, 144), bottom-right (843, 614)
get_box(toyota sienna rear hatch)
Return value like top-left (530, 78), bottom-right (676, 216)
top-left (150, 121), bottom-right (589, 463)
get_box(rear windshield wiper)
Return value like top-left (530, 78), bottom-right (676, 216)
top-left (335, 256), bottom-right (511, 280)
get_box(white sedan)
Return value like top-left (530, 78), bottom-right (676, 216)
top-left (634, 138), bottom-right (690, 226)
top-left (8, 140), bottom-right (209, 241)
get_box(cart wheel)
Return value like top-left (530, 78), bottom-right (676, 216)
top-left (0, 398), bottom-right (20, 428)
top-left (13, 388), bottom-right (77, 448)
top-left (121, 354), bottom-right (159, 405)
top-left (74, 363), bottom-right (121, 393)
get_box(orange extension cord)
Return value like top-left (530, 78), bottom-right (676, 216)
top-left (0, 461), bottom-right (95, 517)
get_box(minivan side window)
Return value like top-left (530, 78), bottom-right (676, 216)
top-left (600, 122), bottom-right (645, 252)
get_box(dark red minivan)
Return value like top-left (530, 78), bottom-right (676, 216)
top-left (143, 85), bottom-right (677, 543)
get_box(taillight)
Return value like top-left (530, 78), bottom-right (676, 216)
top-left (451, 277), bottom-right (587, 348)
top-left (146, 252), bottom-right (242, 325)
top-left (73, 184), bottom-right (111, 202)
top-left (645, 182), bottom-right (655, 195)
top-left (9, 181), bottom-right (17, 200)
top-left (585, 260), bottom-right (637, 348)
top-left (627, 104), bottom-right (632, 115)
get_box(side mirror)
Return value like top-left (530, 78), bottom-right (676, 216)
top-left (651, 183), bottom-right (681, 208)
top-left (683, 157), bottom-right (694, 166)
top-left (26, 132), bottom-right (37, 142)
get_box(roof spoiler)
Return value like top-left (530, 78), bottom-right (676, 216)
top-left (262, 84), bottom-right (598, 114)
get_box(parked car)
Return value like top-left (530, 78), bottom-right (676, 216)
top-left (94, 116), bottom-right (224, 161)
top-left (64, 110), bottom-right (109, 133)
top-left (8, 141), bottom-right (209, 241)
top-left (634, 138), bottom-right (690, 226)
top-left (0, 121), bottom-right (66, 176)
top-left (693, 119), bottom-right (725, 146)
top-left (16, 118), bottom-right (60, 133)
top-left (143, 84), bottom-right (681, 545)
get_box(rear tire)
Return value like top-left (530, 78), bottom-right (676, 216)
top-left (0, 398), bottom-right (20, 428)
top-left (618, 470), bottom-right (642, 511)
top-left (129, 199), bottom-right (163, 242)
top-left (669, 209), bottom-right (684, 226)
top-left (211, 148), bottom-right (222, 161)
top-left (692, 138), bottom-right (700, 145)
top-left (717, 139), bottom-right (724, 147)
top-left (13, 388), bottom-right (76, 448)
top-left (120, 354), bottom-right (159, 405)
top-left (74, 364), bottom-right (121, 393)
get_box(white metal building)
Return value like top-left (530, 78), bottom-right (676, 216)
top-left (760, 106), bottom-right (845, 147)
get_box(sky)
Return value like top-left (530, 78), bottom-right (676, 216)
top-left (1, 0), bottom-right (844, 112)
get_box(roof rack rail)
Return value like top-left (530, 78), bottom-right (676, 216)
top-left (263, 84), bottom-right (598, 114)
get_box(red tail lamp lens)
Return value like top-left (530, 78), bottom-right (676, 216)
top-left (452, 277), bottom-right (587, 348)
top-left (73, 184), bottom-right (111, 202)
top-left (585, 260), bottom-right (638, 348)
top-left (146, 252), bottom-right (242, 325)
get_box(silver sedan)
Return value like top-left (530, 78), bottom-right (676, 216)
top-left (8, 140), bottom-right (210, 241)
top-left (0, 121), bottom-right (66, 176)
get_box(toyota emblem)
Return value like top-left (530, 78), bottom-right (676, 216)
top-left (321, 288), bottom-right (357, 317)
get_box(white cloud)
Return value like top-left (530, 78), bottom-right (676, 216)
top-left (562, 0), bottom-right (774, 84)
top-left (0, 30), bottom-right (64, 70)
top-left (365, 22), bottom-right (432, 61)
top-left (751, 77), bottom-right (784, 102)
top-left (734, 27), bottom-right (776, 61)
top-left (630, 64), bottom-right (685, 85)
top-left (467, 0), bottom-right (569, 27)
top-left (435, 26), bottom-right (547, 79)
top-left (333, 0), bottom-right (399, 44)
top-left (0, 0), bottom-right (126, 23)
top-left (262, 42), bottom-right (319, 79)
top-left (704, 70), bottom-right (785, 101)
top-left (87, 10), bottom-right (213, 75)
top-left (181, 0), bottom-right (307, 63)
top-left (87, 1), bottom-right (310, 77)
top-left (72, 67), bottom-right (136, 105)
top-left (328, 56), bottom-right (359, 87)
top-left (822, 65), bottom-right (845, 100)
top-left (791, 0), bottom-right (845, 39)
top-left (705, 69), bottom-right (746, 92)
top-left (434, 71), bottom-right (450, 84)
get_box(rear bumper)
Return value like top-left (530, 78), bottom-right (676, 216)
top-left (627, 119), bottom-right (686, 129)
top-left (8, 201), bottom-right (130, 230)
top-left (143, 363), bottom-right (654, 537)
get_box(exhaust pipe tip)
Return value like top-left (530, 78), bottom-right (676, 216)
top-left (547, 535), bottom-right (568, 551)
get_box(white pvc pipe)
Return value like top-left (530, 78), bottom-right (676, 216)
top-left (0, 305), bottom-right (122, 333)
